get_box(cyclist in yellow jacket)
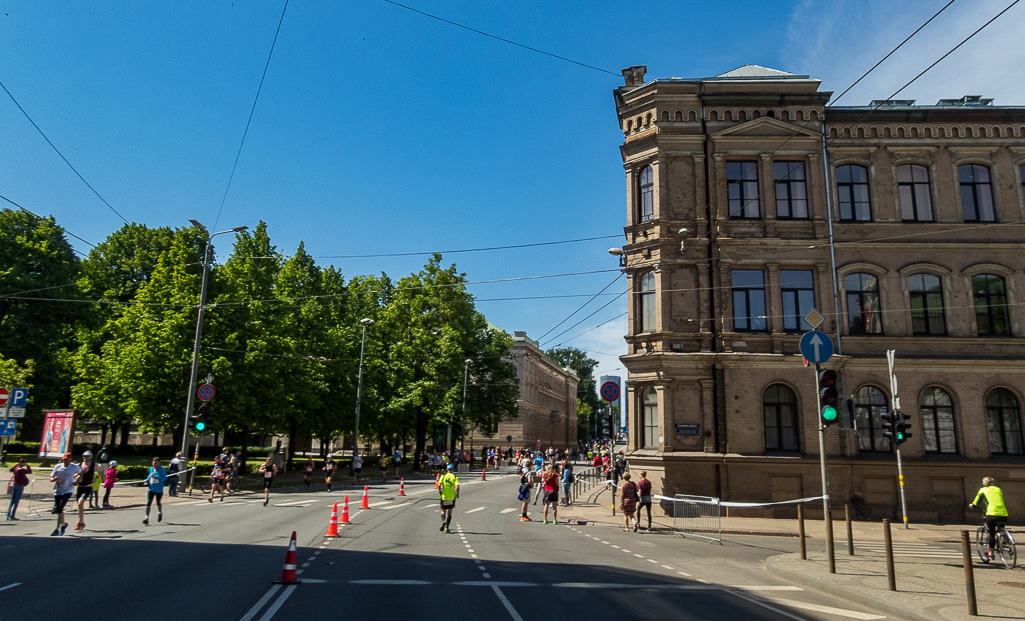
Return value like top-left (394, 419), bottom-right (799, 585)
top-left (969, 477), bottom-right (1009, 561)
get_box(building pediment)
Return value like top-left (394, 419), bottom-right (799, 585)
top-left (711, 116), bottom-right (820, 140)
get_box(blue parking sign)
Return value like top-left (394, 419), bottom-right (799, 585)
top-left (0, 420), bottom-right (16, 436)
top-left (10, 388), bottom-right (28, 408)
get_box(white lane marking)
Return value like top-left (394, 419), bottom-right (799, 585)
top-left (678, 571), bottom-right (692, 577)
top-left (275, 500), bottom-right (315, 507)
top-left (301, 563), bottom-right (310, 568)
top-left (474, 559), bottom-right (482, 564)
top-left (622, 549), bottom-right (631, 553)
top-left (465, 506), bottom-right (486, 514)
top-left (257, 584), bottom-right (297, 621)
top-left (633, 554), bottom-right (644, 558)
top-left (0, 583), bottom-right (21, 593)
top-left (467, 550), bottom-right (475, 554)
top-left (464, 544), bottom-right (472, 548)
top-left (646, 559), bottom-right (659, 564)
top-left (478, 566), bottom-right (487, 571)
top-left (764, 598), bottom-right (885, 620)
top-left (601, 541), bottom-right (610, 545)
top-left (661, 565), bottom-right (674, 570)
top-left (492, 584), bottom-right (525, 621)
top-left (500, 508), bottom-right (517, 514)
top-left (378, 503), bottom-right (408, 510)
top-left (611, 545), bottom-right (621, 549)
top-left (351, 580), bottom-right (431, 585)
top-left (696, 579), bottom-right (709, 584)
top-left (482, 573), bottom-right (491, 578)
top-left (470, 554), bottom-right (478, 558)
top-left (239, 584), bottom-right (281, 621)
top-left (727, 590), bottom-right (806, 621)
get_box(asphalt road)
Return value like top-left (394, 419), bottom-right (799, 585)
top-left (3, 467), bottom-right (899, 621)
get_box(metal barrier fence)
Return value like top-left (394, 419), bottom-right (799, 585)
top-left (672, 494), bottom-right (722, 544)
top-left (571, 465), bottom-right (608, 502)
top-left (1, 478), bottom-right (47, 520)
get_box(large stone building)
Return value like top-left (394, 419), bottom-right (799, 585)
top-left (615, 64), bottom-right (1025, 523)
top-left (493, 331), bottom-right (579, 450)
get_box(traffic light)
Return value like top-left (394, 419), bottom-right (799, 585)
top-left (188, 415), bottom-right (201, 431)
top-left (881, 411), bottom-right (896, 442)
top-left (819, 369), bottom-right (839, 426)
top-left (894, 411), bottom-right (912, 445)
top-left (195, 403), bottom-right (212, 432)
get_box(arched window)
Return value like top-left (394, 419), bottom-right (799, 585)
top-left (897, 164), bottom-right (934, 222)
top-left (844, 273), bottom-right (882, 334)
top-left (986, 388), bottom-right (1024, 455)
top-left (959, 164), bottom-right (996, 222)
top-left (639, 166), bottom-right (654, 222)
top-left (641, 387), bottom-right (659, 448)
top-left (763, 384), bottom-right (799, 452)
top-left (639, 272), bottom-right (656, 332)
top-left (854, 385), bottom-right (890, 452)
top-left (837, 164), bottom-right (872, 221)
top-left (972, 274), bottom-right (1010, 336)
top-left (908, 274), bottom-right (945, 335)
top-left (920, 387), bottom-right (957, 454)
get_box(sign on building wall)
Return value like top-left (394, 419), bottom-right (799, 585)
top-left (675, 423), bottom-right (700, 436)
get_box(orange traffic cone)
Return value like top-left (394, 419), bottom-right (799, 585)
top-left (340, 495), bottom-right (350, 524)
top-left (360, 485), bottom-right (370, 509)
top-left (481, 467), bottom-right (487, 481)
top-left (325, 503), bottom-right (340, 537)
top-left (274, 531), bottom-right (302, 584)
top-left (434, 473), bottom-right (440, 489)
top-left (398, 478), bottom-right (406, 496)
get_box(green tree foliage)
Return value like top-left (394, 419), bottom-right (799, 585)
top-left (0, 208), bottom-right (85, 418)
top-left (464, 320), bottom-right (520, 438)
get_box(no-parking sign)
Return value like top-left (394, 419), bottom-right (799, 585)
top-left (600, 381), bottom-right (620, 403)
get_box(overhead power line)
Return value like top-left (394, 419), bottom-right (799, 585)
top-left (212, 0), bottom-right (290, 230)
top-left (315, 234), bottom-right (622, 259)
top-left (535, 273), bottom-right (622, 341)
top-left (379, 0), bottom-right (620, 77)
top-left (0, 80), bottom-right (129, 224)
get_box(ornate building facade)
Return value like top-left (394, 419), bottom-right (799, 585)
top-left (615, 64), bottom-right (1025, 523)
top-left (493, 331), bottom-right (578, 450)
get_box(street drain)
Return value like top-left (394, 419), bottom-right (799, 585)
top-left (998, 582), bottom-right (1025, 589)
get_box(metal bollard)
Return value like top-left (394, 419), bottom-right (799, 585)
top-left (846, 503), bottom-right (854, 556)
top-left (960, 530), bottom-right (978, 616)
top-left (825, 508), bottom-right (836, 574)
top-left (798, 504), bottom-right (806, 560)
top-left (883, 518), bottom-right (896, 591)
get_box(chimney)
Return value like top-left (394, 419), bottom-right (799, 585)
top-left (622, 65), bottom-right (647, 87)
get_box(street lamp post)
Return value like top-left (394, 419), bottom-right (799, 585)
top-left (461, 358), bottom-right (471, 451)
top-left (180, 221), bottom-right (247, 461)
top-left (351, 318), bottom-right (373, 475)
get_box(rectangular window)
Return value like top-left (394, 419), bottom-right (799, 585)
top-left (774, 161), bottom-right (808, 218)
top-left (780, 270), bottom-right (815, 331)
top-left (908, 273), bottom-right (946, 335)
top-left (959, 164), bottom-right (996, 222)
top-left (837, 164), bottom-right (872, 221)
top-left (973, 274), bottom-right (1010, 336)
top-left (898, 164), bottom-right (934, 222)
top-left (732, 270), bottom-right (766, 332)
top-left (727, 162), bottom-right (760, 219)
top-left (844, 273), bottom-right (882, 334)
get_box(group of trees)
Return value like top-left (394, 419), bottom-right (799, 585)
top-left (0, 209), bottom-right (523, 462)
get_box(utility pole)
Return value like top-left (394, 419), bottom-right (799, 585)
top-left (180, 221), bottom-right (247, 460)
top-left (461, 358), bottom-right (471, 451)
top-left (887, 349), bottom-right (910, 529)
top-left (351, 318), bottom-right (373, 476)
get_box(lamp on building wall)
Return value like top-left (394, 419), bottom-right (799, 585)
top-left (608, 247), bottom-right (626, 270)
top-left (678, 228), bottom-right (688, 253)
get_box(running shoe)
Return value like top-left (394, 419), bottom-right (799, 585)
top-left (51, 529), bottom-right (60, 536)
top-left (143, 518), bottom-right (149, 525)
top-left (543, 520), bottom-right (549, 524)
top-left (158, 512), bottom-right (163, 522)
top-left (440, 523), bottom-right (446, 532)
top-left (59, 523), bottom-right (68, 535)
top-left (520, 516), bottom-right (531, 522)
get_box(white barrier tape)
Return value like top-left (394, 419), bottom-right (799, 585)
top-left (653, 494), bottom-right (828, 508)
top-left (112, 466), bottom-right (199, 486)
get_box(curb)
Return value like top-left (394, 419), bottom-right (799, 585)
top-left (765, 554), bottom-right (939, 621)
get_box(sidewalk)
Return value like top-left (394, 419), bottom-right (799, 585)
top-left (557, 484), bottom-right (1024, 621)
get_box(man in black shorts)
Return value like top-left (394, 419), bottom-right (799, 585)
top-left (49, 452), bottom-right (80, 536)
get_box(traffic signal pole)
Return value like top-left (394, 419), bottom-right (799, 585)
top-left (887, 350), bottom-right (910, 529)
top-left (814, 363), bottom-right (835, 571)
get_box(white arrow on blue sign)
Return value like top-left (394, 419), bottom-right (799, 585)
top-left (799, 330), bottom-right (834, 364)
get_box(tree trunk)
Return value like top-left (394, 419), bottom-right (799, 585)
top-left (100, 425), bottom-right (108, 446)
top-left (119, 421), bottom-right (131, 450)
top-left (414, 404), bottom-right (428, 469)
top-left (287, 421), bottom-right (298, 469)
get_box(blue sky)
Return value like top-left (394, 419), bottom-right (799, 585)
top-left (2, 0), bottom-right (1022, 393)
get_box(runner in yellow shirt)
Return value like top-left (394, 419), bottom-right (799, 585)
top-left (438, 464), bottom-right (460, 533)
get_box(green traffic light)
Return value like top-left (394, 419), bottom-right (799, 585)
top-left (195, 421), bottom-right (206, 432)
top-left (822, 405), bottom-right (838, 422)
top-left (896, 432), bottom-right (904, 442)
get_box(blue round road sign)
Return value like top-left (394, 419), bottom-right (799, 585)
top-left (600, 381), bottom-right (620, 402)
top-left (197, 383), bottom-right (216, 402)
top-left (799, 331), bottom-right (834, 364)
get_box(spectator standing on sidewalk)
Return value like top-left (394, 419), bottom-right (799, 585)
top-left (635, 471), bottom-right (653, 532)
top-left (6, 458), bottom-right (31, 520)
top-left (619, 472), bottom-right (639, 532)
top-left (101, 461), bottom-right (117, 508)
top-left (167, 453), bottom-right (183, 497)
top-left (561, 458), bottom-right (573, 507)
top-left (517, 468), bottom-right (534, 521)
top-left (143, 457), bottom-right (166, 525)
top-left (49, 452), bottom-right (79, 536)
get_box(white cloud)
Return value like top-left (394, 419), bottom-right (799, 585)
top-left (782, 0), bottom-right (1025, 106)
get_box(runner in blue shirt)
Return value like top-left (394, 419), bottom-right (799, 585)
top-left (143, 457), bottom-right (167, 526)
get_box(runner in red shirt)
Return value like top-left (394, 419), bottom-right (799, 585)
top-left (541, 464), bottom-right (561, 524)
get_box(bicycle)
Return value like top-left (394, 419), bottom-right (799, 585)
top-left (975, 520), bottom-right (1017, 569)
